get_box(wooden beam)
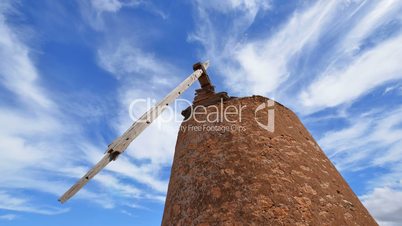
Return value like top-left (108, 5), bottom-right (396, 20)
top-left (58, 152), bottom-right (115, 203)
top-left (59, 61), bottom-right (209, 203)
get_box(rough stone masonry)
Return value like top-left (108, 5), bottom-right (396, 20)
top-left (162, 95), bottom-right (377, 226)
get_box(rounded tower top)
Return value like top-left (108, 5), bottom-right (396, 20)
top-left (162, 96), bottom-right (377, 225)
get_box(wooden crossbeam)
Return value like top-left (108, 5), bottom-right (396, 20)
top-left (59, 61), bottom-right (209, 203)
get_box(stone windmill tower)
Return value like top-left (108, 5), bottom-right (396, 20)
top-left (60, 62), bottom-right (377, 225)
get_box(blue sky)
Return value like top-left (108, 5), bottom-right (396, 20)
top-left (0, 0), bottom-right (402, 225)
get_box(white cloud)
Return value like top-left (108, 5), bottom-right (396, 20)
top-left (300, 33), bottom-right (402, 110)
top-left (0, 214), bottom-right (17, 221)
top-left (320, 121), bottom-right (369, 157)
top-left (296, 0), bottom-right (402, 111)
top-left (195, 0), bottom-right (270, 15)
top-left (318, 106), bottom-right (402, 171)
top-left (341, 0), bottom-right (400, 51)
top-left (230, 0), bottom-right (340, 95)
top-left (383, 84), bottom-right (400, 95)
top-left (107, 157), bottom-right (170, 194)
top-left (191, 0), bottom-right (402, 114)
top-left (97, 40), bottom-right (185, 196)
top-left (0, 2), bottom-right (155, 214)
top-left (97, 41), bottom-right (177, 80)
top-left (81, 0), bottom-right (165, 31)
top-left (314, 101), bottom-right (402, 224)
top-left (90, 0), bottom-right (140, 13)
top-left (0, 7), bottom-right (53, 109)
top-left (82, 142), bottom-right (170, 195)
top-left (90, 0), bottom-right (123, 13)
top-left (190, 0), bottom-right (342, 97)
top-left (0, 191), bottom-right (67, 215)
top-left (0, 4), bottom-right (73, 214)
top-left (362, 187), bottom-right (402, 225)
top-left (188, 0), bottom-right (271, 66)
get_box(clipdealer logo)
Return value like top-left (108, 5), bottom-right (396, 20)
top-left (128, 98), bottom-right (275, 133)
top-left (254, 99), bottom-right (275, 132)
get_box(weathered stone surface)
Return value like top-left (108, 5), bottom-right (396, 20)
top-left (162, 96), bottom-right (377, 226)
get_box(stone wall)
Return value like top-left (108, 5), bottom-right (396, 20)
top-left (162, 96), bottom-right (377, 226)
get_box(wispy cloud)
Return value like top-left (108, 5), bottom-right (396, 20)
top-left (0, 3), bottom-right (53, 109)
top-left (318, 106), bottom-right (402, 171)
top-left (298, 0), bottom-right (402, 111)
top-left (0, 214), bottom-right (17, 221)
top-left (189, 0), bottom-right (272, 93)
top-left (80, 0), bottom-right (166, 30)
top-left (97, 41), bottom-right (178, 81)
top-left (301, 32), bottom-right (402, 110)
top-left (315, 104), bottom-right (402, 225)
top-left (97, 40), bottom-right (183, 195)
top-left (0, 1), bottom-right (154, 214)
top-left (362, 186), bottom-right (402, 225)
top-left (190, 0), bottom-right (342, 97)
top-left (0, 191), bottom-right (68, 215)
top-left (227, 0), bottom-right (340, 96)
top-left (90, 0), bottom-right (140, 13)
top-left (337, 0), bottom-right (401, 55)
top-left (79, 0), bottom-right (139, 30)
top-left (0, 2), bottom-right (71, 214)
top-left (191, 0), bottom-right (402, 114)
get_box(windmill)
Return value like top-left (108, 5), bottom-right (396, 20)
top-left (59, 62), bottom-right (377, 225)
top-left (59, 61), bottom-right (219, 203)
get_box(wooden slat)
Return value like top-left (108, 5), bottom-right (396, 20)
top-left (59, 61), bottom-right (209, 203)
top-left (58, 153), bottom-right (114, 203)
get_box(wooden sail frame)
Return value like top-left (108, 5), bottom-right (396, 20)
top-left (59, 61), bottom-right (209, 203)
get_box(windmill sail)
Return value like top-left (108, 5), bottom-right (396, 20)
top-left (59, 61), bottom-right (209, 203)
